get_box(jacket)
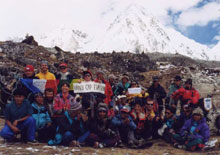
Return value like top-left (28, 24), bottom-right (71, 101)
top-left (32, 103), bottom-right (51, 130)
top-left (167, 83), bottom-right (181, 97)
top-left (71, 116), bottom-right (89, 136)
top-left (180, 118), bottom-right (210, 142)
top-left (148, 84), bottom-right (166, 105)
top-left (55, 72), bottom-right (74, 80)
top-left (114, 82), bottom-right (130, 95)
top-left (36, 71), bottom-right (56, 80)
top-left (172, 87), bottom-right (200, 105)
top-left (130, 110), bottom-right (146, 130)
top-left (112, 114), bottom-right (136, 130)
top-left (89, 117), bottom-right (116, 138)
top-left (53, 93), bottom-right (77, 114)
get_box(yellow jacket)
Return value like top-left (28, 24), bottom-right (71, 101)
top-left (36, 71), bottom-right (56, 80)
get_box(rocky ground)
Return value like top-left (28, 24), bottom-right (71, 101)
top-left (0, 118), bottom-right (220, 155)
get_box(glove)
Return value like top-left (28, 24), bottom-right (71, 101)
top-left (182, 131), bottom-right (188, 140)
top-left (110, 130), bottom-right (117, 137)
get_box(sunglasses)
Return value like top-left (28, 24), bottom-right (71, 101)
top-left (60, 67), bottom-right (66, 69)
top-left (147, 104), bottom-right (153, 106)
top-left (165, 112), bottom-right (171, 115)
top-left (84, 74), bottom-right (91, 77)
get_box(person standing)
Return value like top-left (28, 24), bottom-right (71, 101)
top-left (166, 75), bottom-right (182, 107)
top-left (148, 76), bottom-right (166, 114)
top-left (55, 63), bottom-right (74, 81)
top-left (94, 70), bottom-right (113, 105)
top-left (172, 78), bottom-right (200, 110)
top-left (36, 61), bottom-right (56, 80)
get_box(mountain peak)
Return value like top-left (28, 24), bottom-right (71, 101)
top-left (34, 2), bottom-right (212, 60)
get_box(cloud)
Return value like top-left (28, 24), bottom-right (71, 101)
top-left (213, 35), bottom-right (220, 41)
top-left (0, 0), bottom-right (103, 40)
top-left (0, 0), bottom-right (218, 43)
top-left (177, 2), bottom-right (220, 27)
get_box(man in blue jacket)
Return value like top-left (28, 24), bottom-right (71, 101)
top-left (0, 89), bottom-right (36, 143)
top-left (112, 105), bottom-right (137, 147)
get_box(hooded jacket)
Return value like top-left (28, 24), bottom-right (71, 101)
top-left (32, 103), bottom-right (51, 130)
top-left (180, 118), bottom-right (210, 142)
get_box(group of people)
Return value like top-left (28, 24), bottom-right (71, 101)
top-left (0, 60), bottom-right (212, 151)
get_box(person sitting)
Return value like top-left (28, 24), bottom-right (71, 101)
top-left (0, 89), bottom-right (36, 143)
top-left (130, 101), bottom-right (151, 143)
top-left (49, 82), bottom-right (80, 145)
top-left (69, 106), bottom-right (90, 147)
top-left (48, 102), bottom-right (82, 146)
top-left (32, 92), bottom-right (54, 143)
top-left (53, 82), bottom-right (79, 114)
top-left (36, 60), bottom-right (56, 80)
top-left (172, 107), bottom-right (210, 151)
top-left (144, 99), bottom-right (159, 139)
top-left (87, 103), bottom-right (119, 148)
top-left (176, 104), bottom-right (193, 131)
top-left (157, 106), bottom-right (179, 143)
top-left (172, 78), bottom-right (200, 110)
top-left (44, 88), bottom-right (55, 118)
top-left (112, 106), bottom-right (137, 148)
top-left (114, 95), bottom-right (128, 114)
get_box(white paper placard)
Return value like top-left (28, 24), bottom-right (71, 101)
top-left (73, 82), bottom-right (105, 94)
top-left (128, 88), bottom-right (142, 94)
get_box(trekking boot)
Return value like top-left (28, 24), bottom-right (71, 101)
top-left (116, 140), bottom-right (125, 148)
top-left (69, 140), bottom-right (77, 147)
top-left (128, 140), bottom-right (137, 149)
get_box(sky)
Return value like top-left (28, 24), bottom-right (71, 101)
top-left (0, 0), bottom-right (220, 48)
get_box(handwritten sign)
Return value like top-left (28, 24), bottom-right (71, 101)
top-left (73, 82), bottom-right (105, 94)
top-left (128, 88), bottom-right (142, 94)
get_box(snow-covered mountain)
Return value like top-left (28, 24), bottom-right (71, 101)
top-left (36, 25), bottom-right (90, 52)
top-left (209, 42), bottom-right (220, 60)
top-left (84, 4), bottom-right (209, 60)
top-left (35, 3), bottom-right (212, 60)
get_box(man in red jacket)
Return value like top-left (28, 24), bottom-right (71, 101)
top-left (172, 78), bottom-right (200, 109)
top-left (94, 70), bottom-right (113, 105)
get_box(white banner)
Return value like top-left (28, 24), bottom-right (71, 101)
top-left (128, 88), bottom-right (142, 94)
top-left (73, 82), bottom-right (105, 94)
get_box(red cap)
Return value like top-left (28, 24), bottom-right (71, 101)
top-left (24, 65), bottom-right (34, 72)
top-left (59, 63), bottom-right (67, 67)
